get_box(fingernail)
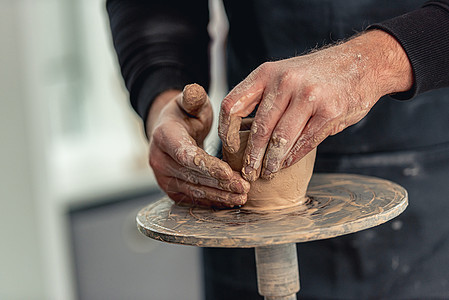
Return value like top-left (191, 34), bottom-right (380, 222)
top-left (243, 166), bottom-right (257, 182)
top-left (244, 165), bottom-right (253, 175)
top-left (283, 155), bottom-right (293, 168)
top-left (263, 169), bottom-right (277, 180)
top-left (262, 169), bottom-right (272, 178)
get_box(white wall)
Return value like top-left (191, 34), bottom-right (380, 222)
top-left (0, 0), bottom-right (228, 299)
top-left (0, 3), bottom-right (47, 299)
top-left (0, 1), bottom-right (153, 299)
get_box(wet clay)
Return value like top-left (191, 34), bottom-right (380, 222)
top-left (222, 120), bottom-right (316, 210)
top-left (137, 174), bottom-right (408, 248)
top-left (181, 83), bottom-right (207, 116)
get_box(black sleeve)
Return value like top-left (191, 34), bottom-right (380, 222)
top-left (368, 0), bottom-right (449, 100)
top-left (106, 0), bottom-right (210, 124)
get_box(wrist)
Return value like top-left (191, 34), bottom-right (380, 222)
top-left (345, 29), bottom-right (413, 98)
top-left (146, 89), bottom-right (181, 137)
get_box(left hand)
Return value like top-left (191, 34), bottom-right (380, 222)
top-left (218, 30), bottom-right (413, 181)
top-left (147, 84), bottom-right (250, 208)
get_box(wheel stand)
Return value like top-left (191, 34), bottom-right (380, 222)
top-left (137, 174), bottom-right (408, 299)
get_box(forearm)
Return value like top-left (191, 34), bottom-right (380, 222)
top-left (368, 0), bottom-right (449, 99)
top-left (106, 0), bottom-right (210, 125)
top-left (340, 29), bottom-right (413, 100)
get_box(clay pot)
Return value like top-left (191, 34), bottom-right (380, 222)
top-left (223, 119), bottom-right (316, 210)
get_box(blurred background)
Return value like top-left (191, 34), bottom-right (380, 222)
top-left (1, 0), bottom-right (227, 299)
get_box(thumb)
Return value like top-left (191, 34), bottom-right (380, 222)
top-left (178, 83), bottom-right (208, 117)
top-left (176, 83), bottom-right (213, 145)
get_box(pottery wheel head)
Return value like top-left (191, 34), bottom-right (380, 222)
top-left (137, 174), bottom-right (408, 248)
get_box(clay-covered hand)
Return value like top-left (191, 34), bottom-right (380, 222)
top-left (219, 30), bottom-right (413, 181)
top-left (147, 84), bottom-right (250, 208)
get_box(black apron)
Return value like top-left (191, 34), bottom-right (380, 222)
top-left (204, 1), bottom-right (449, 298)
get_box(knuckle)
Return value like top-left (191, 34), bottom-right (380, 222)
top-left (271, 131), bottom-right (289, 144)
top-left (258, 92), bottom-right (275, 114)
top-left (220, 96), bottom-right (234, 114)
top-left (148, 154), bottom-right (159, 170)
top-left (152, 124), bottom-right (164, 139)
top-left (300, 84), bottom-right (317, 98)
top-left (270, 98), bottom-right (285, 114)
top-left (258, 62), bottom-right (272, 74)
top-left (279, 68), bottom-right (297, 86)
top-left (256, 61), bottom-right (277, 77)
top-left (151, 125), bottom-right (168, 147)
top-left (298, 84), bottom-right (321, 105)
top-left (185, 171), bottom-right (199, 185)
top-left (251, 121), bottom-right (271, 141)
top-left (188, 186), bottom-right (207, 199)
top-left (326, 99), bottom-right (347, 119)
top-left (148, 148), bottom-right (164, 170)
top-left (174, 147), bottom-right (189, 164)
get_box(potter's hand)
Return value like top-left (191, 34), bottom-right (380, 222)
top-left (147, 84), bottom-right (250, 208)
top-left (219, 30), bottom-right (413, 181)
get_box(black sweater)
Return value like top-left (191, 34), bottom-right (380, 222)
top-left (106, 0), bottom-right (449, 123)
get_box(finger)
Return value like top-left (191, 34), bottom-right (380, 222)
top-left (154, 122), bottom-right (234, 181)
top-left (167, 191), bottom-right (240, 209)
top-left (241, 87), bottom-right (291, 181)
top-left (282, 115), bottom-right (332, 168)
top-left (153, 149), bottom-right (250, 193)
top-left (178, 83), bottom-right (208, 117)
top-left (164, 176), bottom-right (247, 208)
top-left (176, 84), bottom-right (213, 138)
top-left (260, 100), bottom-right (313, 179)
top-left (218, 66), bottom-right (267, 153)
top-left (167, 192), bottom-right (233, 209)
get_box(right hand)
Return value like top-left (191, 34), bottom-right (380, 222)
top-left (147, 84), bottom-right (250, 208)
top-left (218, 30), bottom-right (413, 182)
